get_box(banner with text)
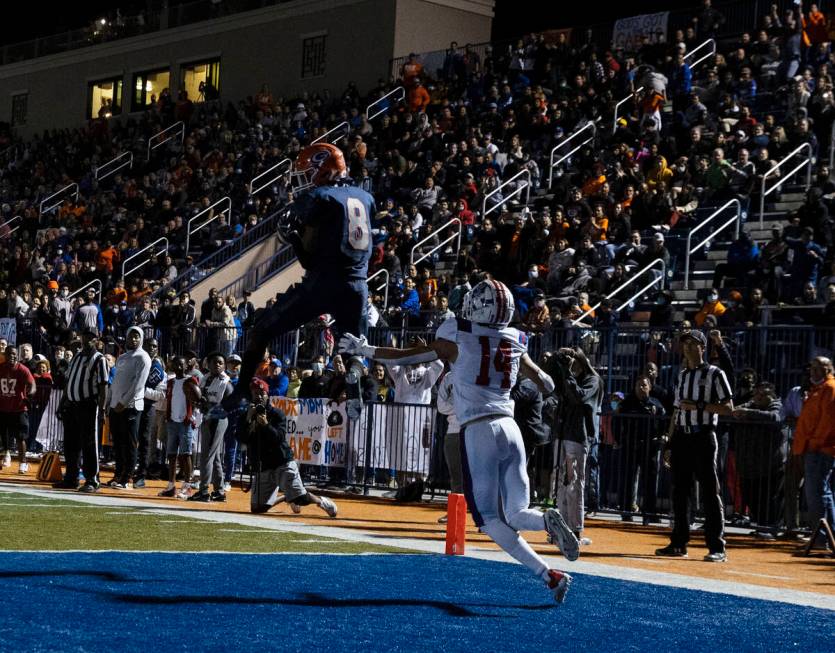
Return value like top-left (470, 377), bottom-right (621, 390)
top-left (0, 318), bottom-right (17, 346)
top-left (269, 397), bottom-right (348, 468)
top-left (612, 11), bottom-right (669, 51)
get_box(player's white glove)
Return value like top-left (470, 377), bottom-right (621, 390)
top-left (338, 333), bottom-right (375, 358)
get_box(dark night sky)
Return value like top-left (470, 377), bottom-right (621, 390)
top-left (2, 1), bottom-right (689, 47)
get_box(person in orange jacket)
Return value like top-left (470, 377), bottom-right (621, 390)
top-left (792, 356), bottom-right (835, 549)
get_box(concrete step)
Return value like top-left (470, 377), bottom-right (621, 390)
top-left (671, 289), bottom-right (700, 301)
top-left (694, 260), bottom-right (717, 271)
top-left (670, 279), bottom-right (712, 290)
top-left (770, 202), bottom-right (804, 212)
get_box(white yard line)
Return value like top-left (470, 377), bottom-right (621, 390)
top-left (1, 483), bottom-right (832, 611)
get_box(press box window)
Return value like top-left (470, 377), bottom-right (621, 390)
top-left (181, 59), bottom-right (220, 103)
top-left (88, 78), bottom-right (123, 119)
top-left (11, 93), bottom-right (28, 126)
top-left (301, 34), bottom-right (326, 79)
top-left (132, 69), bottom-right (170, 111)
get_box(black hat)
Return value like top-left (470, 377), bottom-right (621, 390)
top-left (81, 327), bottom-right (99, 338)
top-left (680, 330), bottom-right (707, 347)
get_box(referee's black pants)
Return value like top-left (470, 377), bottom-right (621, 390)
top-left (110, 407), bottom-right (140, 484)
top-left (670, 428), bottom-right (726, 553)
top-left (63, 401), bottom-right (100, 486)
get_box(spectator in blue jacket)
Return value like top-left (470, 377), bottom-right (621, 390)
top-left (787, 227), bottom-right (825, 299)
top-left (713, 230), bottom-right (760, 289)
top-left (266, 358), bottom-right (289, 397)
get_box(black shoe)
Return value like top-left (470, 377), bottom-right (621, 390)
top-left (78, 483), bottom-right (99, 493)
top-left (655, 544), bottom-right (688, 557)
top-left (133, 478), bottom-right (146, 488)
top-left (187, 491), bottom-right (212, 502)
top-left (52, 479), bottom-right (79, 489)
top-left (210, 490), bottom-right (227, 502)
top-left (621, 513), bottom-right (634, 522)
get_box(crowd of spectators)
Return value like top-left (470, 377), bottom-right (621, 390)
top-left (0, 0), bottom-right (833, 537)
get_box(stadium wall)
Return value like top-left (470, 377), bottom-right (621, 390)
top-left (0, 0), bottom-right (493, 137)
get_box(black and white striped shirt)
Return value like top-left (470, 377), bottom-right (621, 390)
top-left (65, 349), bottom-right (109, 403)
top-left (674, 363), bottom-right (733, 428)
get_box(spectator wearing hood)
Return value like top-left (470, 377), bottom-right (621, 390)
top-left (107, 326), bottom-right (152, 488)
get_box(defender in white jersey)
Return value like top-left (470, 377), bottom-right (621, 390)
top-left (339, 279), bottom-right (580, 604)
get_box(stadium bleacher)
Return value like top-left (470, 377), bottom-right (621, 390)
top-left (1, 0), bottom-right (834, 534)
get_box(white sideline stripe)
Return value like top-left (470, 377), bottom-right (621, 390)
top-left (1, 483), bottom-right (832, 612)
top-left (726, 570), bottom-right (793, 581)
top-left (0, 502), bottom-right (101, 508)
top-left (0, 550), bottom-right (395, 557)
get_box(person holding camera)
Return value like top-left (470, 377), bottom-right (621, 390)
top-left (544, 347), bottom-right (604, 545)
top-left (656, 329), bottom-right (734, 562)
top-left (239, 377), bottom-right (337, 517)
top-left (54, 328), bottom-right (109, 492)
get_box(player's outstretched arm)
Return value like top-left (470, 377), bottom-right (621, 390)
top-left (339, 333), bottom-right (457, 364)
top-left (520, 353), bottom-right (556, 395)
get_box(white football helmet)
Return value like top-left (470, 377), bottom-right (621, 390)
top-left (463, 279), bottom-right (514, 326)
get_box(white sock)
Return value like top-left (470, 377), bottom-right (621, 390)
top-left (481, 519), bottom-right (550, 580)
top-left (166, 482), bottom-right (175, 490)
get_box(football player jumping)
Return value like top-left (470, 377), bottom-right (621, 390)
top-left (225, 142), bottom-right (374, 410)
top-left (339, 279), bottom-right (580, 604)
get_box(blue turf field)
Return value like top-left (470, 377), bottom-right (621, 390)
top-left (0, 552), bottom-right (832, 652)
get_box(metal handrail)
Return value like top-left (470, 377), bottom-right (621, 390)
top-left (39, 182), bottom-right (79, 216)
top-left (830, 121), bottom-right (835, 171)
top-left (366, 86), bottom-right (405, 121)
top-left (613, 86), bottom-right (644, 134)
top-left (410, 217), bottom-right (462, 267)
top-left (548, 120), bottom-right (597, 189)
top-left (121, 237), bottom-right (169, 280)
top-left (367, 269), bottom-right (390, 311)
top-left (572, 258), bottom-right (666, 326)
top-left (482, 168), bottom-right (531, 218)
top-left (312, 121), bottom-right (350, 145)
top-left (684, 199), bottom-right (742, 290)
top-left (95, 151), bottom-right (133, 181)
top-left (68, 278), bottom-right (102, 304)
top-left (147, 121), bottom-right (185, 160)
top-left (758, 142), bottom-right (813, 225)
top-left (0, 215), bottom-right (22, 237)
top-left (684, 38), bottom-right (716, 69)
top-left (249, 158), bottom-right (291, 196)
top-left (185, 196), bottom-right (232, 257)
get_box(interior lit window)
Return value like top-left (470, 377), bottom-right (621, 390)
top-left (180, 59), bottom-right (220, 103)
top-left (88, 78), bottom-right (123, 120)
top-left (132, 69), bottom-right (170, 111)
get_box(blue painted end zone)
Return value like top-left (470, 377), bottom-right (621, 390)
top-left (0, 553), bottom-right (831, 652)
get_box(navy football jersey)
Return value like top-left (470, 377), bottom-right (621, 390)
top-left (292, 184), bottom-right (374, 279)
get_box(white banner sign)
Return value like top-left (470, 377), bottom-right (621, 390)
top-left (349, 403), bottom-right (435, 476)
top-left (269, 397), bottom-right (348, 468)
top-left (612, 11), bottom-right (669, 51)
top-left (0, 318), bottom-right (17, 346)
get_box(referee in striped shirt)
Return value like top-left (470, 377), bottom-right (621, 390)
top-left (54, 327), bottom-right (109, 493)
top-left (656, 329), bottom-right (734, 563)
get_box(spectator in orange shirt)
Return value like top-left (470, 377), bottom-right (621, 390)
top-left (587, 204), bottom-right (609, 242)
top-left (408, 82), bottom-right (431, 113)
top-left (401, 53), bottom-right (423, 87)
top-left (107, 279), bottom-right (128, 306)
top-left (694, 288), bottom-right (726, 327)
top-left (96, 240), bottom-right (118, 277)
top-left (803, 4), bottom-right (828, 46)
top-left (792, 356), bottom-right (835, 550)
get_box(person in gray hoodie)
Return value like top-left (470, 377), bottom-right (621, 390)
top-left (544, 347), bottom-right (604, 545)
top-left (107, 326), bottom-right (152, 488)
